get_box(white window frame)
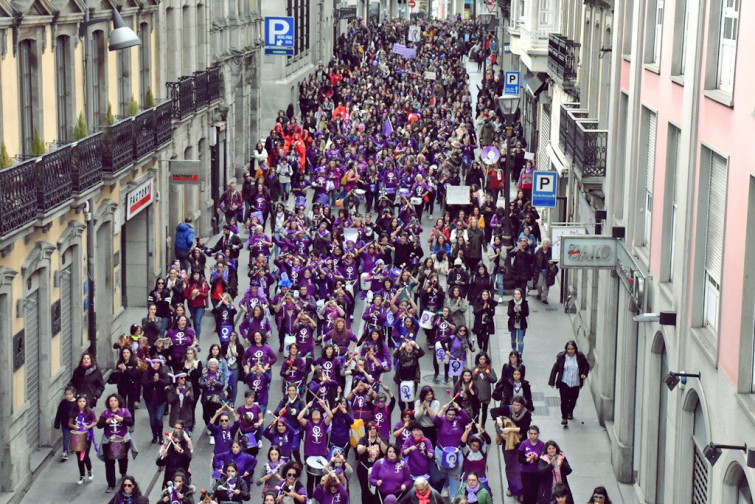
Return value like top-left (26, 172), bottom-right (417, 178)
top-left (653, 0), bottom-right (664, 64)
top-left (702, 149), bottom-right (728, 333)
top-left (679, 0), bottom-right (690, 75)
top-left (717, 0), bottom-right (739, 93)
top-left (538, 0), bottom-right (552, 27)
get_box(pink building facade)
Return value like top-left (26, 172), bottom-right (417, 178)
top-left (579, 0), bottom-right (755, 501)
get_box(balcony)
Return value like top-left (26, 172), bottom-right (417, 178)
top-left (548, 34), bottom-right (580, 84)
top-left (133, 108), bottom-right (156, 160)
top-left (102, 118), bottom-right (135, 175)
top-left (520, 26), bottom-right (550, 51)
top-left (71, 132), bottom-right (104, 193)
top-left (167, 66), bottom-right (222, 121)
top-left (0, 159), bottom-right (37, 236)
top-left (559, 103), bottom-right (587, 159)
top-left (155, 101), bottom-right (173, 146)
top-left (574, 120), bottom-right (607, 178)
top-left (37, 145), bottom-right (73, 213)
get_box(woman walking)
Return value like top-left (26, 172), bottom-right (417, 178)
top-left (548, 340), bottom-right (589, 427)
top-left (69, 394), bottom-right (97, 484)
top-left (507, 288), bottom-right (529, 355)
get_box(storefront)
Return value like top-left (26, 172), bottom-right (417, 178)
top-left (121, 177), bottom-right (156, 308)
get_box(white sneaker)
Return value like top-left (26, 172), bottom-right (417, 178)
top-left (77, 476), bottom-right (84, 485)
top-left (441, 488), bottom-right (449, 498)
top-left (209, 436), bottom-right (215, 445)
top-left (88, 471), bottom-right (93, 481)
top-left (495, 295), bottom-right (503, 303)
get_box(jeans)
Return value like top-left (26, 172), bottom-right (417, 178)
top-left (496, 273), bottom-right (505, 298)
top-left (188, 306), bottom-right (205, 340)
top-left (511, 329), bottom-right (526, 354)
top-left (146, 400), bottom-right (166, 437)
top-left (536, 273), bottom-right (550, 300)
top-left (227, 367), bottom-right (239, 404)
top-left (160, 317), bottom-right (171, 335)
top-left (280, 182), bottom-right (291, 200)
top-left (435, 445), bottom-right (464, 496)
top-left (61, 427), bottom-right (71, 453)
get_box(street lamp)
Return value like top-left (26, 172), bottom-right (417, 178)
top-left (109, 8), bottom-right (141, 51)
top-left (702, 443), bottom-right (754, 467)
top-left (665, 371), bottom-right (701, 391)
top-left (497, 93), bottom-right (520, 207)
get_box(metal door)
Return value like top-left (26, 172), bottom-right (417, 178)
top-left (25, 291), bottom-right (40, 447)
top-left (60, 266), bottom-right (73, 373)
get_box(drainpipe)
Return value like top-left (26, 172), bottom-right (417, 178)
top-left (85, 199), bottom-right (97, 358)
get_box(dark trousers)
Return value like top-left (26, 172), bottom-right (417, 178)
top-left (559, 383), bottom-right (581, 419)
top-left (146, 400), bottom-right (166, 437)
top-left (76, 445), bottom-right (92, 476)
top-left (105, 457), bottom-right (128, 488)
top-left (521, 471), bottom-right (539, 504)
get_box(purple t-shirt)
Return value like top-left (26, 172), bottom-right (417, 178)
top-left (166, 327), bottom-right (196, 360)
top-left (401, 435), bottom-right (434, 475)
top-left (433, 409), bottom-right (470, 448)
top-left (100, 408), bottom-right (132, 438)
top-left (303, 419), bottom-right (329, 457)
top-left (519, 439), bottom-right (544, 473)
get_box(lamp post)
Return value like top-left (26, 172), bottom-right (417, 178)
top-left (497, 93), bottom-right (520, 207)
top-left (80, 5), bottom-right (141, 358)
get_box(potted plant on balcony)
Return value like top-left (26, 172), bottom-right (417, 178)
top-left (0, 142), bottom-right (11, 169)
top-left (73, 113), bottom-right (89, 141)
top-left (128, 95), bottom-right (139, 116)
top-left (31, 130), bottom-right (46, 156)
top-left (145, 88), bottom-right (156, 108)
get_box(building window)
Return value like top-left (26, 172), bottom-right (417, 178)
top-left (118, 48), bottom-right (132, 116)
top-left (623, 0), bottom-right (634, 56)
top-left (286, 0), bottom-right (310, 57)
top-left (91, 31), bottom-right (106, 126)
top-left (671, 0), bottom-right (690, 76)
top-left (19, 40), bottom-right (39, 156)
top-left (661, 124), bottom-right (682, 281)
top-left (645, 0), bottom-right (664, 64)
top-left (615, 93), bottom-right (629, 220)
top-left (538, 0), bottom-right (551, 27)
top-left (56, 36), bottom-right (72, 143)
top-left (701, 148), bottom-right (728, 333)
top-left (640, 107), bottom-right (657, 247)
top-left (692, 404), bottom-right (710, 504)
top-left (717, 0), bottom-right (739, 93)
top-left (139, 23), bottom-right (151, 103)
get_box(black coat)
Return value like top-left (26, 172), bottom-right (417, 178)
top-left (507, 299), bottom-right (529, 331)
top-left (501, 379), bottom-right (534, 411)
top-left (537, 456), bottom-right (572, 504)
top-left (142, 368), bottom-right (170, 404)
top-left (473, 298), bottom-right (497, 335)
top-left (167, 384), bottom-right (196, 429)
top-left (548, 351), bottom-right (590, 388)
top-left (69, 365), bottom-right (105, 407)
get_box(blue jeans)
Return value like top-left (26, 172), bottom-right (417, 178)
top-left (188, 306), bottom-right (205, 340)
top-left (496, 273), bottom-right (505, 298)
top-left (61, 427), bottom-right (71, 453)
top-left (435, 445), bottom-right (464, 496)
top-left (227, 367), bottom-right (239, 404)
top-left (160, 317), bottom-right (171, 335)
top-left (511, 329), bottom-right (526, 355)
top-left (146, 400), bottom-right (166, 437)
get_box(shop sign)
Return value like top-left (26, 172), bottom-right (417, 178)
top-left (616, 241), bottom-right (646, 310)
top-left (170, 160), bottom-right (201, 185)
top-left (560, 236), bottom-right (617, 269)
top-left (126, 177), bottom-right (154, 220)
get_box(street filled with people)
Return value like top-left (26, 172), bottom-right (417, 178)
top-left (55, 17), bottom-right (613, 504)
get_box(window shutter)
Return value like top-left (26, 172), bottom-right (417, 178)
top-left (538, 108), bottom-right (551, 169)
top-left (670, 126), bottom-right (682, 206)
top-left (705, 152), bottom-right (728, 283)
top-left (646, 112), bottom-right (657, 195)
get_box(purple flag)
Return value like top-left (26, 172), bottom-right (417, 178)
top-left (383, 117), bottom-right (394, 137)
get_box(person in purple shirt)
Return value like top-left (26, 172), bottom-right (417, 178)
top-left (275, 461), bottom-right (307, 504)
top-left (281, 343), bottom-right (308, 387)
top-left (392, 410), bottom-right (415, 447)
top-left (96, 394), bottom-right (136, 492)
top-left (431, 402), bottom-right (469, 497)
top-left (242, 306), bottom-right (273, 342)
top-left (518, 425), bottom-right (544, 504)
top-left (372, 391), bottom-right (396, 441)
top-left (242, 331), bottom-right (278, 375)
top-left (298, 398), bottom-right (334, 496)
top-left (208, 405), bottom-right (241, 455)
top-left (346, 379), bottom-right (375, 421)
top-left (165, 316), bottom-right (198, 369)
top-left (293, 313), bottom-right (317, 359)
top-left (237, 389), bottom-right (264, 437)
top-left (369, 444), bottom-right (412, 500)
top-left (401, 423), bottom-right (435, 477)
top-left (314, 345), bottom-right (341, 383)
top-left (244, 367), bottom-right (271, 410)
top-left (325, 316), bottom-right (356, 357)
top-left (215, 439), bottom-right (258, 486)
top-left (264, 417), bottom-right (301, 463)
top-left (313, 471), bottom-right (348, 504)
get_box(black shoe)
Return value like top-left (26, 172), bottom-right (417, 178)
top-left (151, 435), bottom-right (157, 444)
top-left (158, 436), bottom-right (164, 444)
top-left (561, 418), bottom-right (568, 425)
top-left (568, 414), bottom-right (573, 420)
top-left (543, 299), bottom-right (549, 305)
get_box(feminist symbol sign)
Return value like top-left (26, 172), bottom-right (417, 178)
top-left (449, 358), bottom-right (463, 377)
top-left (220, 325), bottom-right (233, 342)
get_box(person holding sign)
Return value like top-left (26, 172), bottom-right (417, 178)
top-left (430, 402), bottom-right (469, 498)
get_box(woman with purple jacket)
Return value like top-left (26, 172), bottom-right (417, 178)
top-left (165, 316), bottom-right (198, 372)
top-left (369, 444), bottom-right (412, 501)
top-left (313, 471), bottom-right (348, 504)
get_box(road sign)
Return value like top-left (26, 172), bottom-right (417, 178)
top-left (265, 16), bottom-right (295, 49)
top-left (532, 171), bottom-right (557, 207)
top-left (504, 71), bottom-right (520, 94)
top-left (265, 47), bottom-right (294, 55)
top-left (408, 0), bottom-right (416, 7)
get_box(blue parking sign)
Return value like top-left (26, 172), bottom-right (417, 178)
top-left (504, 71), bottom-right (520, 94)
top-left (265, 17), bottom-right (295, 53)
top-left (532, 172), bottom-right (557, 208)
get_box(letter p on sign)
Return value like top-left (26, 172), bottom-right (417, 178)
top-left (532, 172), bottom-right (557, 208)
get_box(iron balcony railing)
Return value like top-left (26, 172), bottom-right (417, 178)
top-left (0, 101), bottom-right (179, 239)
top-left (559, 103), bottom-right (587, 160)
top-left (548, 34), bottom-right (580, 83)
top-left (574, 120), bottom-right (608, 178)
top-left (167, 66), bottom-right (222, 120)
